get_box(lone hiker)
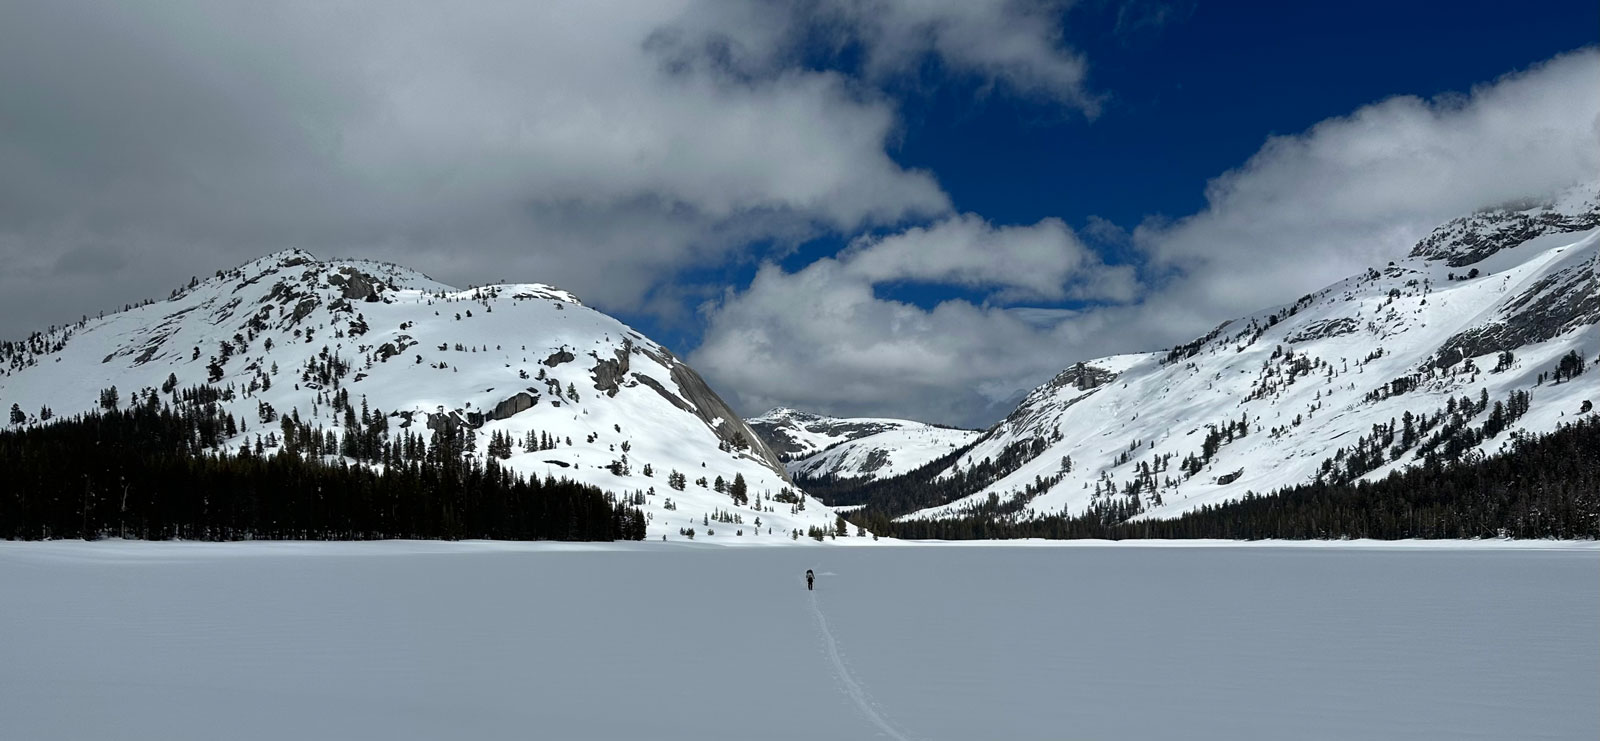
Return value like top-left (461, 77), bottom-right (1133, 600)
top-left (806, 569), bottom-right (815, 591)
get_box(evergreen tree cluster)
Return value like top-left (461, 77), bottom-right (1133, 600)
top-left (800, 435), bottom-right (1046, 516)
top-left (881, 417), bottom-right (1600, 540)
top-left (806, 436), bottom-right (1051, 535)
top-left (1317, 386), bottom-right (1532, 487)
top-left (0, 403), bottom-right (645, 542)
top-left (1551, 350), bottom-right (1587, 384)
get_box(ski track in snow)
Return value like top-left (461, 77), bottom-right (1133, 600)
top-left (809, 590), bottom-right (915, 741)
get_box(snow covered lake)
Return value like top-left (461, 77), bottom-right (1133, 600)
top-left (2, 540), bottom-right (1595, 741)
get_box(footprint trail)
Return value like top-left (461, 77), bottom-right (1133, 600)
top-left (809, 591), bottom-right (915, 741)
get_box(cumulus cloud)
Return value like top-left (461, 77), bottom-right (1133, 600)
top-left (0, 0), bottom-right (1096, 339)
top-left (838, 213), bottom-right (1133, 301)
top-left (1133, 48), bottom-right (1600, 332)
top-left (692, 261), bottom-right (1101, 426)
top-left (694, 48), bottom-right (1600, 427)
top-left (692, 215), bottom-right (1137, 425)
top-left (657, 0), bottom-right (1096, 111)
top-left (816, 0), bottom-right (1096, 111)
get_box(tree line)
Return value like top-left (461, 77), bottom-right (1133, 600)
top-left (0, 402), bottom-right (645, 542)
top-left (878, 417), bottom-right (1600, 540)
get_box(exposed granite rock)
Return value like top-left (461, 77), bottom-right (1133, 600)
top-left (1410, 191), bottom-right (1599, 267)
top-left (856, 448), bottom-right (891, 474)
top-left (327, 267), bottom-right (385, 301)
top-left (489, 390), bottom-right (540, 420)
top-left (1288, 317), bottom-right (1358, 344)
top-left (543, 348), bottom-right (575, 367)
top-left (634, 345), bottom-right (789, 479)
top-left (291, 297), bottom-right (319, 325)
top-left (589, 341), bottom-right (632, 397)
top-left (1431, 257), bottom-right (1600, 367)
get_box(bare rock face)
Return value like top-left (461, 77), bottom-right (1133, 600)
top-left (1409, 189), bottom-right (1600, 267)
top-left (856, 448), bottom-right (891, 475)
top-left (1431, 259), bottom-right (1600, 368)
top-left (543, 348), bottom-right (575, 367)
top-left (1054, 362), bottom-right (1115, 392)
top-left (425, 409), bottom-right (467, 434)
top-left (999, 361), bottom-right (1118, 431)
top-left (291, 297), bottom-right (320, 325)
top-left (589, 341), bottom-right (632, 397)
top-left (489, 391), bottom-right (540, 420)
top-left (633, 345), bottom-right (790, 479)
top-left (328, 267), bottom-right (386, 301)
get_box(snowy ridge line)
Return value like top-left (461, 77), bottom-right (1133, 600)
top-left (809, 589), bottom-right (916, 741)
top-left (747, 407), bottom-right (980, 483)
top-left (0, 250), bottom-right (847, 542)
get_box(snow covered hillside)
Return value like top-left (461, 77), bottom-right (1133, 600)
top-left (747, 407), bottom-right (979, 481)
top-left (0, 251), bottom-right (843, 540)
top-left (897, 185), bottom-right (1600, 524)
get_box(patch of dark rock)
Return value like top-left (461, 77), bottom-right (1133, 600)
top-left (543, 348), bottom-right (575, 367)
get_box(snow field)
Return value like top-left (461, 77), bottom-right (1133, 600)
top-left (2, 541), bottom-right (1595, 741)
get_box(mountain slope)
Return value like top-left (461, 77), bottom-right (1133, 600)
top-left (873, 186), bottom-right (1600, 526)
top-left (0, 251), bottom-right (841, 541)
top-left (747, 407), bottom-right (979, 482)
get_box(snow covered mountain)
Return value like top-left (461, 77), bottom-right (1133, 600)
top-left (888, 185), bottom-right (1600, 525)
top-left (746, 408), bottom-right (980, 482)
top-left (0, 250), bottom-right (843, 541)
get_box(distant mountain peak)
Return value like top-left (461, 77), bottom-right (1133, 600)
top-left (747, 406), bottom-right (980, 483)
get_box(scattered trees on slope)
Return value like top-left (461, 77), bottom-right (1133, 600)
top-left (883, 417), bottom-right (1600, 540)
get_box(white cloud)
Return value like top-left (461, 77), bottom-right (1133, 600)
top-left (691, 214), bottom-right (1138, 426)
top-left (838, 214), bottom-right (1132, 301)
top-left (692, 260), bottom-right (1103, 426)
top-left (659, 0), bottom-right (1096, 112)
top-left (694, 48), bottom-right (1600, 427)
top-left (1133, 48), bottom-right (1600, 330)
top-left (821, 0), bottom-right (1096, 112)
top-left (0, 0), bottom-right (1098, 338)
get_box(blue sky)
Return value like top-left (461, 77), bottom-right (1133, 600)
top-left (636, 0), bottom-right (1599, 351)
top-left (2, 1), bottom-right (1596, 425)
top-left (906, 0), bottom-right (1596, 228)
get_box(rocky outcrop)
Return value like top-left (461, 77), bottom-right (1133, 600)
top-left (590, 341), bottom-right (632, 397)
top-left (543, 348), bottom-right (575, 367)
top-left (1431, 258), bottom-right (1600, 368)
top-left (290, 297), bottom-right (319, 325)
top-left (327, 267), bottom-right (385, 301)
top-left (856, 448), bottom-right (891, 475)
top-left (374, 335), bottom-right (416, 363)
top-left (1409, 190), bottom-right (1599, 267)
top-left (1288, 317), bottom-right (1358, 344)
top-left (635, 345), bottom-right (790, 480)
top-left (489, 390), bottom-right (540, 420)
top-left (1054, 362), bottom-right (1115, 392)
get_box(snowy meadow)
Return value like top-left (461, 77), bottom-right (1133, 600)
top-left (1, 540), bottom-right (1595, 741)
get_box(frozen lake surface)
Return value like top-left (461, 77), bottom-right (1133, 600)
top-left (2, 540), bottom-right (1595, 740)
